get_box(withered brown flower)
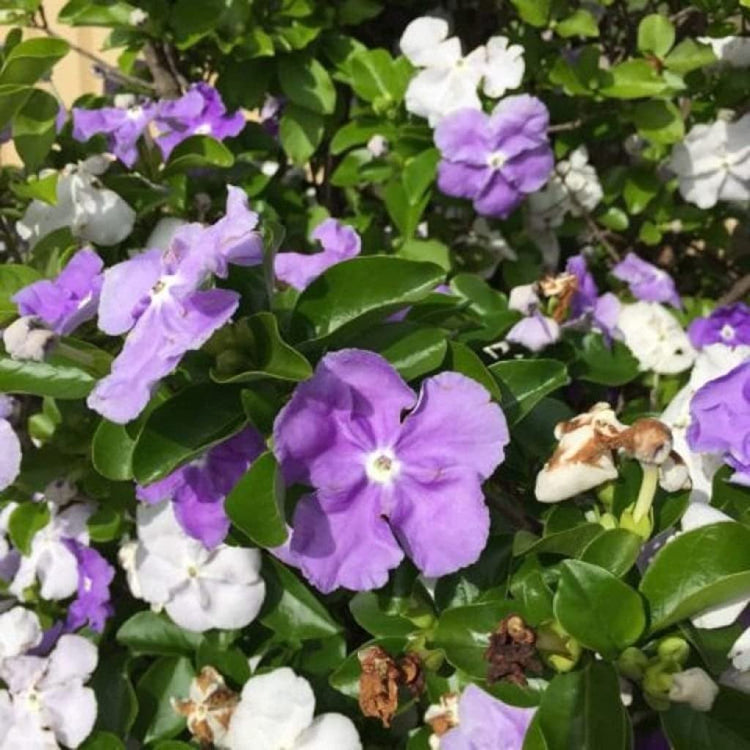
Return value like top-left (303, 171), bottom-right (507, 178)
top-left (485, 614), bottom-right (542, 686)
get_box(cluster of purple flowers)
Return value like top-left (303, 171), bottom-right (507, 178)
top-left (72, 83), bottom-right (245, 167)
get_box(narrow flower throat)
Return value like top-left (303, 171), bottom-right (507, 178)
top-left (366, 450), bottom-right (400, 484)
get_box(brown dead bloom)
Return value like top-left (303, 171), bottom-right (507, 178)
top-left (358, 646), bottom-right (424, 727)
top-left (171, 666), bottom-right (239, 746)
top-left (539, 272), bottom-right (578, 323)
top-left (485, 614), bottom-right (542, 686)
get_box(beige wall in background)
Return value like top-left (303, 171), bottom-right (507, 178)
top-left (1, 0), bottom-right (118, 164)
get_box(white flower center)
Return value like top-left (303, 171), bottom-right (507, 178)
top-left (150, 274), bottom-right (179, 303)
top-left (365, 449), bottom-right (400, 484)
top-left (720, 324), bottom-right (735, 341)
top-left (195, 123), bottom-right (213, 135)
top-left (187, 564), bottom-right (199, 578)
top-left (126, 106), bottom-right (144, 121)
top-left (487, 150), bottom-right (506, 170)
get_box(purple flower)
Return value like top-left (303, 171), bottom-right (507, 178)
top-left (88, 187), bottom-right (263, 423)
top-left (64, 541), bottom-right (114, 633)
top-left (272, 349), bottom-right (509, 593)
top-left (565, 254), bottom-right (621, 338)
top-left (506, 312), bottom-right (560, 352)
top-left (274, 219), bottom-right (361, 291)
top-left (612, 252), bottom-right (681, 308)
top-left (72, 99), bottom-right (156, 168)
top-left (441, 685), bottom-right (535, 750)
top-left (688, 303), bottom-right (750, 349)
top-left (154, 83), bottom-right (245, 159)
top-left (13, 249), bottom-right (103, 335)
top-left (137, 428), bottom-right (265, 548)
top-left (687, 360), bottom-right (750, 485)
top-left (434, 95), bottom-right (554, 218)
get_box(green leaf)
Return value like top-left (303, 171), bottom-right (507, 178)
top-left (598, 206), bottom-right (629, 231)
top-left (443, 341), bottom-right (501, 401)
top-left (161, 135), bottom-right (234, 178)
top-left (58, 0), bottom-right (137, 26)
top-left (513, 524), bottom-right (605, 558)
top-left (0, 356), bottom-right (95, 399)
top-left (402, 149), bottom-right (440, 205)
top-left (511, 0), bottom-right (551, 27)
top-left (10, 172), bottom-right (58, 205)
top-left (8, 501), bottom-right (50, 555)
top-left (117, 611), bottom-right (204, 656)
top-left (90, 654), bottom-right (138, 737)
top-left (489, 359), bottom-right (569, 425)
top-left (132, 384), bottom-right (245, 485)
top-left (349, 591), bottom-right (420, 637)
top-left (633, 100), bottom-right (685, 145)
top-left (556, 9), bottom-right (599, 38)
top-left (261, 556), bottom-right (342, 640)
top-left (0, 83), bottom-right (32, 130)
top-left (349, 48), bottom-right (408, 102)
top-left (91, 420), bottom-right (135, 481)
top-left (637, 14), bottom-right (675, 58)
top-left (226, 452), bottom-right (287, 548)
top-left (554, 560), bottom-right (646, 658)
top-left (664, 39), bottom-right (716, 75)
top-left (0, 263), bottom-right (40, 324)
top-left (398, 239), bottom-right (451, 271)
top-left (210, 313), bottom-right (312, 384)
top-left (384, 178), bottom-right (431, 238)
top-left (600, 60), bottom-right (670, 99)
top-left (579, 529), bottom-right (642, 577)
top-left (574, 334), bottom-right (640, 386)
top-left (0, 37), bottom-right (69, 85)
top-left (640, 522), bottom-right (750, 633)
top-left (80, 731), bottom-right (125, 750)
top-left (291, 256), bottom-right (444, 343)
top-left (339, 0), bottom-right (382, 25)
top-left (350, 322), bottom-right (447, 381)
top-left (278, 54), bottom-right (336, 115)
top-left (134, 656), bottom-right (195, 744)
top-left (279, 103), bottom-right (325, 165)
top-left (12, 88), bottom-right (59, 170)
top-left (624, 169), bottom-right (661, 215)
top-left (532, 662), bottom-right (630, 750)
top-left (169, 0), bottom-right (225, 47)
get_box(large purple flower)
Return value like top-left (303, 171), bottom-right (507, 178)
top-left (64, 541), bottom-right (114, 633)
top-left (274, 219), bottom-right (361, 291)
top-left (687, 360), bottom-right (750, 485)
top-left (72, 99), bottom-right (156, 168)
top-left (154, 83), bottom-right (245, 159)
top-left (441, 685), bottom-right (535, 750)
top-left (612, 252), bottom-right (681, 308)
top-left (273, 349), bottom-right (509, 593)
top-left (137, 428), bottom-right (265, 548)
top-left (434, 95), bottom-right (554, 218)
top-left (688, 303), bottom-right (750, 349)
top-left (88, 187), bottom-right (263, 423)
top-left (13, 249), bottom-right (103, 335)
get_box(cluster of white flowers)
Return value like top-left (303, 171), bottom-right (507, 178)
top-left (399, 16), bottom-right (525, 125)
top-left (699, 35), bottom-right (750, 68)
top-left (17, 156), bottom-right (135, 249)
top-left (120, 501), bottom-right (266, 632)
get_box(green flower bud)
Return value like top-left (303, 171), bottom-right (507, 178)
top-left (536, 621), bottom-right (582, 673)
top-left (642, 662), bottom-right (674, 711)
top-left (619, 505), bottom-right (653, 540)
top-left (657, 636), bottom-right (690, 667)
top-left (618, 647), bottom-right (649, 681)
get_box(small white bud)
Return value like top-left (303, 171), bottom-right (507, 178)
top-left (669, 668), bottom-right (719, 712)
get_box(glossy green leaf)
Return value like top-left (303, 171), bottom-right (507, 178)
top-left (640, 522), bottom-right (750, 632)
top-left (489, 359), bottom-right (569, 425)
top-left (8, 501), bottom-right (50, 555)
top-left (279, 103), bottom-right (324, 165)
top-left (58, 0), bottom-right (137, 26)
top-left (556, 9), bottom-right (599, 38)
top-left (633, 100), bottom-right (685, 145)
top-left (0, 263), bottom-right (40, 323)
top-left (10, 172), bottom-right (58, 204)
top-left (579, 529), bottom-right (642, 577)
top-left (80, 731), bottom-right (126, 750)
top-left (600, 60), bottom-right (670, 99)
top-left (0, 83), bottom-right (32, 130)
top-left (398, 238), bottom-right (451, 271)
top-left (637, 14), bottom-right (675, 57)
top-left (116, 611), bottom-right (204, 656)
top-left (292, 256), bottom-right (444, 343)
top-left (161, 135), bottom-right (234, 178)
top-left (349, 48), bottom-right (409, 102)
top-left (664, 39), bottom-right (716, 74)
top-left (403, 148), bottom-right (440, 205)
top-left (0, 37), bottom-right (69, 85)
top-left (12, 88), bottom-right (59, 170)
top-left (554, 560), bottom-right (646, 658)
top-left (132, 384), bottom-right (245, 484)
top-left (514, 524), bottom-right (605, 558)
top-left (511, 0), bottom-right (551, 27)
top-left (91, 420), bottom-right (135, 481)
top-left (575, 334), bottom-right (640, 386)
top-left (278, 54), bottom-right (336, 114)
top-left (349, 591), bottom-right (421, 638)
top-left (90, 653), bottom-right (138, 737)
top-left (226, 452), bottom-right (287, 548)
top-left (0, 354), bottom-right (96, 399)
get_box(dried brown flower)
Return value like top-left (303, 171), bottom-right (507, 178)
top-left (485, 614), bottom-right (542, 686)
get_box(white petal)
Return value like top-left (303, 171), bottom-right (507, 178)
top-left (35, 542), bottom-right (80, 601)
top-left (0, 608), bottom-right (42, 660)
top-left (0, 421), bottom-right (21, 492)
top-left (399, 16), bottom-right (453, 66)
top-left (535, 457), bottom-right (618, 503)
top-left (41, 635), bottom-right (98, 687)
top-left (729, 627), bottom-right (750, 671)
top-left (483, 36), bottom-right (525, 97)
top-left (40, 684), bottom-right (96, 748)
top-left (669, 668), bottom-right (719, 712)
top-left (692, 598), bottom-right (750, 630)
top-left (294, 713), bottom-right (362, 750)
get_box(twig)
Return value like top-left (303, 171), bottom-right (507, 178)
top-left (34, 5), bottom-right (157, 93)
top-left (142, 41), bottom-right (183, 98)
top-left (718, 273), bottom-right (750, 306)
top-left (548, 119), bottom-right (584, 133)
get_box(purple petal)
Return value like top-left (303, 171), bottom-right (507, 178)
top-left (434, 108), bottom-right (491, 165)
top-left (473, 171), bottom-right (522, 218)
top-left (502, 145), bottom-right (555, 194)
top-left (687, 303), bottom-right (750, 349)
top-left (506, 312), bottom-right (560, 351)
top-left (612, 252), bottom-right (681, 308)
top-left (594, 292), bottom-right (621, 337)
top-left (64, 541), bottom-right (114, 633)
top-left (488, 94), bottom-right (551, 157)
top-left (438, 161), bottom-right (492, 201)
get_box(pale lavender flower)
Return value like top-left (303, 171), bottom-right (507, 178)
top-left (434, 95), bottom-right (554, 218)
top-left (439, 685), bottom-right (535, 750)
top-left (506, 312), bottom-right (560, 352)
top-left (0, 419), bottom-right (21, 493)
top-left (13, 249), bottom-right (103, 335)
top-left (64, 541), bottom-right (114, 633)
top-left (274, 219), bottom-right (361, 291)
top-left (688, 360), bottom-right (750, 485)
top-left (72, 98), bottom-right (156, 167)
top-left (273, 349), bottom-right (509, 593)
top-left (688, 303), bottom-right (750, 349)
top-left (612, 252), bottom-right (681, 308)
top-left (154, 83), bottom-right (245, 159)
top-left (136, 428), bottom-right (265, 548)
top-left (88, 187), bottom-right (263, 424)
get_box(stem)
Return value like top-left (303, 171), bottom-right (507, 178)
top-left (633, 464), bottom-right (659, 524)
top-left (718, 273), bottom-right (750, 306)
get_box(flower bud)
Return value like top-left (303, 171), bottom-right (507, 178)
top-left (3, 316), bottom-right (57, 361)
top-left (619, 506), bottom-right (653, 540)
top-left (657, 636), bottom-right (690, 667)
top-left (618, 647), bottom-right (648, 681)
top-left (669, 667), bottom-right (719, 712)
top-left (536, 621), bottom-right (582, 673)
top-left (643, 662), bottom-right (673, 711)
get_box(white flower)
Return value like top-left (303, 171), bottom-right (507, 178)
top-left (699, 36), bottom-right (750, 68)
top-left (0, 608), bottom-right (42, 663)
top-left (128, 7), bottom-right (148, 25)
top-left (508, 283), bottom-right (540, 314)
top-left (680, 503), bottom-right (750, 629)
top-left (222, 667), bottom-right (361, 750)
top-left (618, 302), bottom-right (696, 374)
top-left (0, 634), bottom-right (97, 748)
top-left (729, 627), bottom-right (750, 672)
top-left (669, 667), bottom-right (719, 712)
top-left (669, 115), bottom-right (750, 209)
top-left (2, 316), bottom-right (56, 362)
top-left (124, 502), bottom-right (265, 633)
top-left (145, 217), bottom-right (188, 250)
top-left (661, 344), bottom-right (750, 502)
top-left (9, 502), bottom-right (91, 602)
top-left (17, 159), bottom-right (135, 248)
top-left (399, 17), bottom-right (524, 126)
top-left (0, 418), bottom-right (21, 492)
